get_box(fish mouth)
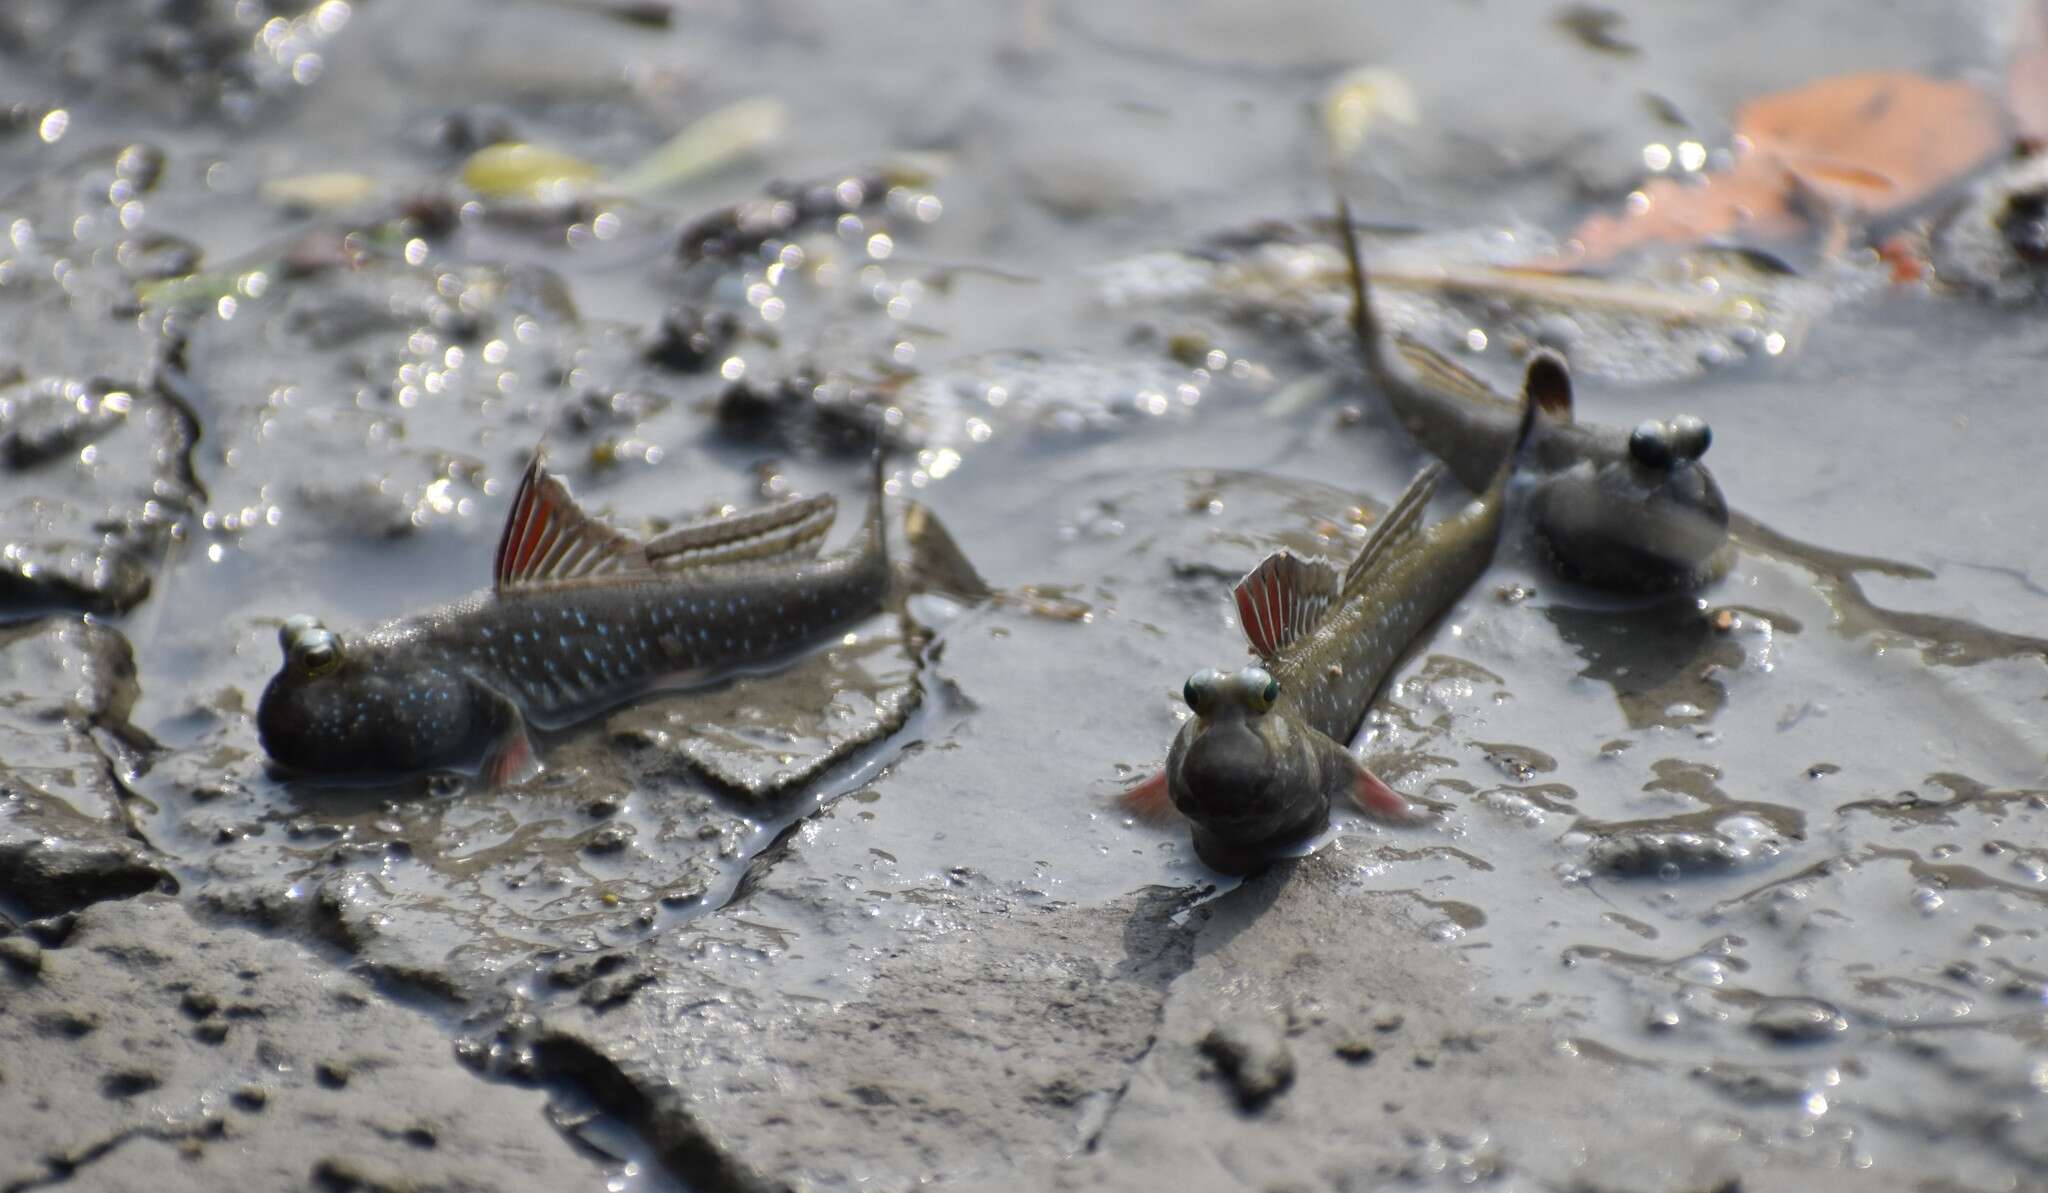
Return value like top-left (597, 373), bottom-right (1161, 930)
top-left (1186, 799), bottom-right (1328, 868)
top-left (1170, 767), bottom-right (1323, 843)
top-left (1171, 728), bottom-right (1275, 817)
top-left (1180, 790), bottom-right (1323, 831)
top-left (1532, 462), bottom-right (1731, 591)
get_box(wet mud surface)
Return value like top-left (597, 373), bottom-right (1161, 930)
top-left (4, 1), bottom-right (2048, 1190)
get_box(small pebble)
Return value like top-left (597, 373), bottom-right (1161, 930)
top-left (0, 937), bottom-right (44, 975)
top-left (1747, 998), bottom-right (1847, 1044)
top-left (1334, 1039), bottom-right (1377, 1064)
top-left (1198, 1023), bottom-right (1295, 1112)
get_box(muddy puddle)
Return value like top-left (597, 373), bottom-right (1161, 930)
top-left (4, 1), bottom-right (2047, 1190)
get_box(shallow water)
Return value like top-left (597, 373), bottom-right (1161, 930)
top-left (3, 1), bottom-right (2047, 1189)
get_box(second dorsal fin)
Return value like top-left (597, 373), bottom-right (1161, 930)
top-left (494, 459), bottom-right (646, 590)
top-left (642, 494), bottom-right (838, 570)
top-left (1234, 551), bottom-right (1341, 660)
top-left (1342, 462), bottom-right (1444, 595)
top-left (1392, 336), bottom-right (1512, 409)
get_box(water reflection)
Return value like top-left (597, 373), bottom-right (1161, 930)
top-left (1544, 599), bottom-right (1735, 729)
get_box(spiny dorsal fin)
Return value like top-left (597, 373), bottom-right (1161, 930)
top-left (1342, 462), bottom-right (1444, 596)
top-left (494, 459), bottom-right (646, 591)
top-left (1392, 336), bottom-right (1511, 409)
top-left (1234, 551), bottom-right (1341, 660)
top-left (643, 495), bottom-right (837, 569)
top-left (1525, 352), bottom-right (1573, 422)
top-left (1336, 194), bottom-right (1396, 385)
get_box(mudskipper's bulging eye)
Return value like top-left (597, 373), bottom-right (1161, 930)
top-left (299, 638), bottom-right (340, 676)
top-left (282, 616), bottom-right (344, 678)
top-left (1666, 414), bottom-right (1711, 461)
top-left (1240, 666), bottom-right (1279, 713)
top-left (1183, 669), bottom-right (1223, 715)
top-left (1628, 419), bottom-right (1676, 470)
top-left (1630, 415), bottom-right (1712, 471)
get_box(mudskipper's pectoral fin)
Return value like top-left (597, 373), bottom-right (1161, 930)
top-left (495, 457), bottom-right (648, 591)
top-left (1334, 751), bottom-right (1420, 823)
top-left (1341, 462), bottom-right (1443, 596)
top-left (479, 721), bottom-right (542, 789)
top-left (1116, 769), bottom-right (1181, 824)
top-left (1234, 551), bottom-right (1341, 660)
top-left (643, 493), bottom-right (839, 570)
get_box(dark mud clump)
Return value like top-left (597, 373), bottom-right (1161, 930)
top-left (0, 617), bottom-right (171, 914)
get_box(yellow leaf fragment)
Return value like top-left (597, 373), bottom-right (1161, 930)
top-left (1322, 67), bottom-right (1418, 160)
top-left (611, 97), bottom-right (788, 199)
top-left (260, 171), bottom-right (378, 211)
top-left (461, 142), bottom-right (604, 201)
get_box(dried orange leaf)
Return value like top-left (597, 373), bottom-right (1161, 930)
top-left (1739, 72), bottom-right (2002, 208)
top-left (2011, 1), bottom-right (2048, 147)
top-left (1557, 71), bottom-right (2003, 266)
top-left (1566, 158), bottom-right (1796, 263)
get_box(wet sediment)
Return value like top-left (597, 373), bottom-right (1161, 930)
top-left (4, 1), bottom-right (2048, 1190)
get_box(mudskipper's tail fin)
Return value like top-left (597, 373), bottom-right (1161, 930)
top-left (880, 449), bottom-right (997, 606)
top-left (900, 500), bottom-right (995, 604)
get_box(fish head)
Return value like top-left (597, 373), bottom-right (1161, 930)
top-left (256, 615), bottom-right (509, 777)
top-left (1532, 414), bottom-right (1731, 591)
top-left (1166, 665), bottom-right (1324, 844)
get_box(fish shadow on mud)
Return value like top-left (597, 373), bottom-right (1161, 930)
top-left (1542, 598), bottom-right (1753, 732)
top-left (1117, 863), bottom-right (1300, 976)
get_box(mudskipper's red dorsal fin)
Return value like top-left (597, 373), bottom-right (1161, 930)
top-left (494, 459), bottom-right (647, 591)
top-left (1233, 551), bottom-right (1340, 661)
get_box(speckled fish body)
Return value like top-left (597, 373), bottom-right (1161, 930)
top-left (1265, 482), bottom-right (1503, 747)
top-left (1337, 204), bottom-right (1732, 593)
top-left (257, 458), bottom-right (887, 781)
top-left (381, 554), bottom-right (883, 727)
top-left (1143, 377), bottom-right (1539, 874)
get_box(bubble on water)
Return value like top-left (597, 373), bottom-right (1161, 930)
top-left (1675, 956), bottom-right (1727, 985)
